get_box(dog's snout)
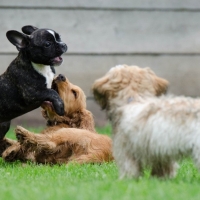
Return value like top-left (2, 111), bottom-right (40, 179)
top-left (57, 74), bottom-right (66, 82)
top-left (56, 42), bottom-right (67, 55)
top-left (61, 43), bottom-right (67, 53)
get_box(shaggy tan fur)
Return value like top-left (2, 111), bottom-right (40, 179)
top-left (0, 138), bottom-right (17, 156)
top-left (93, 65), bottom-right (200, 179)
top-left (14, 126), bottom-right (112, 164)
top-left (2, 75), bottom-right (113, 164)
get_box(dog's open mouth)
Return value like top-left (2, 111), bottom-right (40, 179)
top-left (51, 56), bottom-right (63, 66)
top-left (41, 101), bottom-right (53, 110)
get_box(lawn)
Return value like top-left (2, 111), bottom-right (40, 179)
top-left (0, 125), bottom-right (200, 200)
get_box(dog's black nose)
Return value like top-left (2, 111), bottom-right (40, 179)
top-left (57, 74), bottom-right (66, 82)
top-left (61, 43), bottom-right (67, 53)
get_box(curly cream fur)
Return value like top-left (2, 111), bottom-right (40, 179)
top-left (92, 64), bottom-right (200, 178)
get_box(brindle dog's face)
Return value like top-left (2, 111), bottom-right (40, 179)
top-left (6, 25), bottom-right (67, 66)
top-left (41, 74), bottom-right (86, 121)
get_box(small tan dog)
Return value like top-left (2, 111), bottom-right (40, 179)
top-left (92, 64), bottom-right (200, 178)
top-left (2, 74), bottom-right (113, 164)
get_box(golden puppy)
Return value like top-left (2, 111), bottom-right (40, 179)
top-left (41, 74), bottom-right (96, 132)
top-left (3, 75), bottom-right (113, 164)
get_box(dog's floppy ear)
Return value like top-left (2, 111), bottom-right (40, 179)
top-left (93, 89), bottom-right (107, 110)
top-left (6, 31), bottom-right (30, 50)
top-left (92, 76), bottom-right (110, 110)
top-left (145, 67), bottom-right (169, 96)
top-left (154, 77), bottom-right (169, 96)
top-left (21, 25), bottom-right (38, 35)
top-left (71, 89), bottom-right (78, 99)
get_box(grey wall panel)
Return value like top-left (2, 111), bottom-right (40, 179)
top-left (1, 0), bottom-right (200, 9)
top-left (1, 9), bottom-right (200, 54)
top-left (1, 54), bottom-right (200, 97)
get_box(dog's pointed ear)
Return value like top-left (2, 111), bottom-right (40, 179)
top-left (21, 25), bottom-right (38, 35)
top-left (6, 30), bottom-right (30, 50)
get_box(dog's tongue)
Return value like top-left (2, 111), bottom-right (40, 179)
top-left (53, 56), bottom-right (62, 62)
top-left (41, 101), bottom-right (53, 109)
top-left (52, 56), bottom-right (63, 66)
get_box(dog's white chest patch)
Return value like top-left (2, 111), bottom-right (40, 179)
top-left (31, 62), bottom-right (54, 88)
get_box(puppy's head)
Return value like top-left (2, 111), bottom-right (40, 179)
top-left (42, 74), bottom-right (86, 121)
top-left (6, 25), bottom-right (67, 66)
top-left (92, 65), bottom-right (168, 109)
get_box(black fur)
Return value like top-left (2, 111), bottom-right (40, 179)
top-left (0, 25), bottom-right (67, 139)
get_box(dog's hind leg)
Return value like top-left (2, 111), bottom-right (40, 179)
top-left (2, 142), bottom-right (35, 162)
top-left (151, 161), bottom-right (179, 178)
top-left (192, 146), bottom-right (200, 172)
top-left (0, 138), bottom-right (17, 156)
top-left (2, 143), bottom-right (22, 162)
top-left (0, 121), bottom-right (11, 139)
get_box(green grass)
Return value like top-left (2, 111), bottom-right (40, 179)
top-left (1, 125), bottom-right (200, 200)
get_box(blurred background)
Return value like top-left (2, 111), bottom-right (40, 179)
top-left (1, 0), bottom-right (200, 127)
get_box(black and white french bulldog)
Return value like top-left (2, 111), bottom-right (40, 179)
top-left (0, 25), bottom-right (67, 139)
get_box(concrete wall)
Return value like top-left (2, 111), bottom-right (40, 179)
top-left (1, 0), bottom-right (200, 127)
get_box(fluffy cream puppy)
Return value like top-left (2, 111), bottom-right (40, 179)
top-left (92, 65), bottom-right (200, 178)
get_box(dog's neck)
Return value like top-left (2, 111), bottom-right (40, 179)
top-left (31, 62), bottom-right (54, 88)
top-left (127, 96), bottom-right (134, 103)
top-left (108, 93), bottom-right (136, 110)
top-left (107, 97), bottom-right (127, 123)
top-left (107, 94), bottom-right (147, 126)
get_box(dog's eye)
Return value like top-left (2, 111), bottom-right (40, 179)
top-left (45, 41), bottom-right (51, 48)
top-left (71, 89), bottom-right (77, 99)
